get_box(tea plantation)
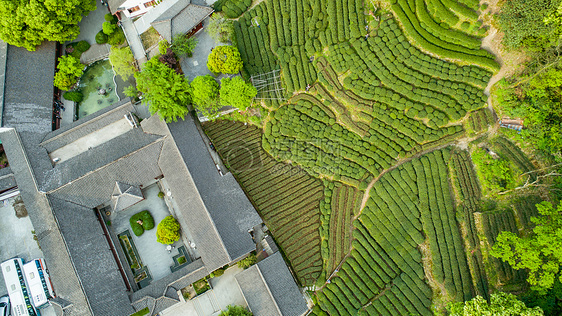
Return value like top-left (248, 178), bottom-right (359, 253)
top-left (204, 0), bottom-right (545, 313)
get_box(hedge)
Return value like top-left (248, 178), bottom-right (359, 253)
top-left (129, 211), bottom-right (155, 236)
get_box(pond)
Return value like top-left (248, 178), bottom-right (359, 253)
top-left (76, 59), bottom-right (119, 119)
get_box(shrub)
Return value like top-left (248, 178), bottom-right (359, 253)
top-left (129, 211), bottom-right (155, 236)
top-left (158, 40), bottom-right (170, 55)
top-left (76, 40), bottom-right (90, 52)
top-left (63, 90), bottom-right (83, 103)
top-left (103, 21), bottom-right (116, 35)
top-left (105, 13), bottom-right (118, 23)
top-left (156, 215), bottom-right (181, 244)
top-left (158, 191), bottom-right (165, 199)
top-left (95, 30), bottom-right (108, 44)
top-left (237, 253), bottom-right (256, 269)
top-left (108, 28), bottom-right (125, 46)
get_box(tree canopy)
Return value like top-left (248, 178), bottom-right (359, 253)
top-left (171, 34), bottom-right (198, 57)
top-left (448, 292), bottom-right (543, 316)
top-left (207, 45), bottom-right (243, 74)
top-left (219, 76), bottom-right (257, 110)
top-left (0, 0), bottom-right (96, 51)
top-left (109, 46), bottom-right (136, 80)
top-left (53, 55), bottom-right (84, 91)
top-left (191, 75), bottom-right (220, 118)
top-left (135, 58), bottom-right (191, 122)
top-left (156, 216), bottom-right (181, 244)
top-left (491, 200), bottom-right (562, 293)
top-left (206, 13), bottom-right (235, 43)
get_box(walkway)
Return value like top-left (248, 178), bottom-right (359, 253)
top-left (180, 19), bottom-right (218, 80)
top-left (121, 15), bottom-right (148, 66)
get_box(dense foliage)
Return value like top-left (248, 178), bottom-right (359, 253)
top-left (53, 55), bottom-right (84, 91)
top-left (237, 253), bottom-right (257, 269)
top-left (494, 68), bottom-right (562, 161)
top-left (135, 58), bottom-right (191, 122)
top-left (156, 216), bottom-right (181, 244)
top-left (207, 13), bottom-right (235, 43)
top-left (109, 46), bottom-right (136, 80)
top-left (471, 147), bottom-right (516, 194)
top-left (171, 34), bottom-right (198, 57)
top-left (191, 75), bottom-right (220, 117)
top-left (498, 0), bottom-right (562, 50)
top-left (0, 0), bottom-right (96, 51)
top-left (492, 201), bottom-right (562, 293)
top-left (448, 292), bottom-right (544, 316)
top-left (219, 77), bottom-right (257, 110)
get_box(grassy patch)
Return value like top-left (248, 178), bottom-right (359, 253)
top-left (140, 27), bottom-right (161, 51)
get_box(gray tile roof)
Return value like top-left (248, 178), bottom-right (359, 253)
top-left (236, 265), bottom-right (281, 316)
top-left (2, 42), bottom-right (54, 135)
top-left (112, 181), bottom-right (144, 211)
top-left (0, 129), bottom-right (92, 316)
top-left (40, 98), bottom-right (135, 153)
top-left (108, 0), bottom-right (127, 14)
top-left (151, 1), bottom-right (213, 42)
top-left (47, 135), bottom-right (164, 207)
top-left (0, 167), bottom-right (16, 192)
top-left (49, 196), bottom-right (134, 316)
top-left (141, 116), bottom-right (231, 272)
top-left (256, 253), bottom-right (308, 316)
top-left (168, 116), bottom-right (262, 262)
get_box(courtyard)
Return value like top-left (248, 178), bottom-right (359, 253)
top-left (110, 183), bottom-right (188, 287)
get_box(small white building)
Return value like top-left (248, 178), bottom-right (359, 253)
top-left (108, 0), bottom-right (164, 18)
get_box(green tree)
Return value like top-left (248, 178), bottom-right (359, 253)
top-left (219, 77), bottom-right (257, 110)
top-left (218, 305), bottom-right (252, 316)
top-left (102, 21), bottom-right (116, 35)
top-left (109, 46), bottom-right (136, 80)
top-left (191, 75), bottom-right (220, 117)
top-left (0, 0), bottom-right (97, 51)
top-left (237, 253), bottom-right (256, 269)
top-left (123, 86), bottom-right (138, 98)
top-left (448, 292), bottom-right (543, 316)
top-left (491, 201), bottom-right (562, 293)
top-left (207, 45), bottom-right (243, 74)
top-left (206, 13), bottom-right (235, 43)
top-left (498, 0), bottom-right (562, 50)
top-left (471, 147), bottom-right (517, 194)
top-left (171, 34), bottom-right (198, 57)
top-left (135, 58), bottom-right (191, 122)
top-left (53, 55), bottom-right (84, 91)
top-left (494, 65), bottom-right (562, 160)
top-left (156, 216), bottom-right (181, 244)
